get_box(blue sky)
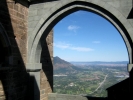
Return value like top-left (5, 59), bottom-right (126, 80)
top-left (53, 10), bottom-right (129, 62)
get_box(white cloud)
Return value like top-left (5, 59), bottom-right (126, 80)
top-left (54, 42), bottom-right (94, 52)
top-left (71, 47), bottom-right (94, 52)
top-left (54, 42), bottom-right (71, 49)
top-left (92, 41), bottom-right (101, 44)
top-left (68, 25), bottom-right (80, 32)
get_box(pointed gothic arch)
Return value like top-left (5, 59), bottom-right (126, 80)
top-left (28, 0), bottom-right (132, 65)
top-left (27, 1), bottom-right (133, 99)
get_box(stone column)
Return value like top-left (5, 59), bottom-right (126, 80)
top-left (26, 63), bottom-right (42, 100)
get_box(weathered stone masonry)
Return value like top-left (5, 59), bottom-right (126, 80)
top-left (0, 0), bottom-right (29, 100)
top-left (0, 0), bottom-right (133, 100)
top-left (0, 0), bottom-right (28, 64)
top-left (28, 0), bottom-right (133, 100)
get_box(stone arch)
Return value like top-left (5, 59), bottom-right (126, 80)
top-left (28, 0), bottom-right (132, 65)
top-left (27, 1), bottom-right (133, 99)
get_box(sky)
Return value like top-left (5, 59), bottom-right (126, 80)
top-left (53, 10), bottom-right (129, 62)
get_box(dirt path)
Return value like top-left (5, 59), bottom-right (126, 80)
top-left (90, 74), bottom-right (108, 94)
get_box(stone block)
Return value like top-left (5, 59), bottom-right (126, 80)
top-left (37, 9), bottom-right (46, 15)
top-left (108, 1), bottom-right (120, 8)
top-left (40, 94), bottom-right (47, 99)
top-left (29, 3), bottom-right (44, 10)
top-left (28, 21), bottom-right (38, 28)
top-left (43, 2), bottom-right (59, 9)
top-left (39, 18), bottom-right (44, 25)
top-left (14, 3), bottom-right (19, 10)
top-left (120, 0), bottom-right (132, 7)
top-left (41, 89), bottom-right (45, 94)
top-left (0, 96), bottom-right (6, 100)
top-left (48, 97), bottom-right (55, 100)
top-left (29, 10), bottom-right (37, 16)
top-left (0, 91), bottom-right (4, 95)
top-left (34, 16), bottom-right (42, 21)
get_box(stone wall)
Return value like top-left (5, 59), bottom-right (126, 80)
top-left (0, 0), bottom-right (29, 99)
top-left (0, 0), bottom-right (28, 65)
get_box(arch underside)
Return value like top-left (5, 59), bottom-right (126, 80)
top-left (28, 1), bottom-right (132, 65)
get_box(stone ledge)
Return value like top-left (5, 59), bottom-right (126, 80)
top-left (48, 93), bottom-right (88, 100)
top-left (26, 63), bottom-right (42, 72)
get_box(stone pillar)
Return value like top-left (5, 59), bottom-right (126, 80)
top-left (26, 63), bottom-right (42, 100)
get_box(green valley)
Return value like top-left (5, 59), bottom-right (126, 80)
top-left (53, 57), bottom-right (129, 97)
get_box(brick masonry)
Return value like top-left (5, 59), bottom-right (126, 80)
top-left (0, 0), bottom-right (28, 65)
top-left (0, 0), bottom-right (29, 100)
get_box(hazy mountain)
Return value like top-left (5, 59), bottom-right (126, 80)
top-left (53, 56), bottom-right (82, 73)
top-left (53, 56), bottom-right (74, 70)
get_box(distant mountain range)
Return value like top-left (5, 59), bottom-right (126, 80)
top-left (70, 61), bottom-right (129, 65)
top-left (53, 56), bottom-right (129, 73)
